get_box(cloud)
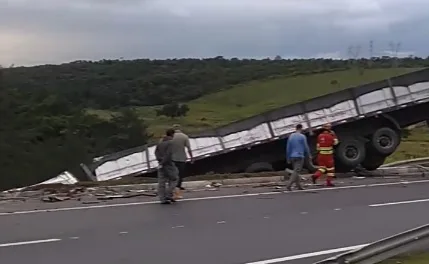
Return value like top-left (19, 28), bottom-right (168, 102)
top-left (0, 0), bottom-right (428, 66)
top-left (382, 50), bottom-right (415, 58)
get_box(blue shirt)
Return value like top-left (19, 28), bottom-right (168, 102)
top-left (286, 132), bottom-right (310, 159)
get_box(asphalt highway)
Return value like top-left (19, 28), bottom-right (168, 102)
top-left (1, 179), bottom-right (429, 264)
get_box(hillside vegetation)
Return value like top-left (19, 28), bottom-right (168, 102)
top-left (131, 68), bottom-right (420, 137)
top-left (1, 57), bottom-right (428, 190)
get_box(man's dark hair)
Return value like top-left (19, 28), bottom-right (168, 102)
top-left (166, 128), bottom-right (175, 137)
top-left (295, 124), bottom-right (303, 130)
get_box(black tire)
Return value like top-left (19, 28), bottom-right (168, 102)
top-left (245, 162), bottom-right (274, 173)
top-left (361, 153), bottom-right (386, 171)
top-left (335, 139), bottom-right (366, 168)
top-left (370, 127), bottom-right (400, 155)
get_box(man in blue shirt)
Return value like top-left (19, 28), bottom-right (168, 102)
top-left (285, 124), bottom-right (311, 191)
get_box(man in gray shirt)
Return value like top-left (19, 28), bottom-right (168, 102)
top-left (155, 129), bottom-right (179, 204)
top-left (171, 124), bottom-right (193, 191)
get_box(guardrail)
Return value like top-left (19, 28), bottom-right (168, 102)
top-left (315, 223), bottom-right (429, 264)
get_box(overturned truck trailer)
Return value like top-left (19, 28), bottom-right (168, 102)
top-left (86, 68), bottom-right (429, 182)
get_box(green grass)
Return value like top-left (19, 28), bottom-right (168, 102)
top-left (87, 67), bottom-right (429, 162)
top-left (379, 252), bottom-right (429, 263)
top-left (147, 68), bottom-right (419, 137)
top-left (387, 127), bottom-right (429, 163)
top-left (89, 67), bottom-right (419, 138)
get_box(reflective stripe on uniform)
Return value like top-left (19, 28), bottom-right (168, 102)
top-left (318, 167), bottom-right (327, 173)
top-left (326, 167), bottom-right (335, 172)
top-left (318, 147), bottom-right (333, 151)
top-left (326, 173), bottom-right (335, 177)
top-left (318, 146), bottom-right (333, 154)
top-left (333, 138), bottom-right (339, 145)
top-left (319, 150), bottom-right (333, 155)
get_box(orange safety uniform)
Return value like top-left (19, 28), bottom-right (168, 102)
top-left (312, 129), bottom-right (339, 186)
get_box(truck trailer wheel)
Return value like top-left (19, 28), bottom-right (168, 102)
top-left (361, 153), bottom-right (386, 171)
top-left (335, 139), bottom-right (366, 168)
top-left (370, 127), bottom-right (400, 155)
top-left (245, 162), bottom-right (274, 173)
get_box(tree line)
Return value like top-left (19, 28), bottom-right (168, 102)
top-left (3, 56), bottom-right (429, 110)
top-left (1, 56), bottom-right (429, 190)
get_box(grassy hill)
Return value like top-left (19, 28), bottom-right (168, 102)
top-left (388, 126), bottom-right (429, 163)
top-left (89, 66), bottom-right (429, 163)
top-left (89, 67), bottom-right (421, 137)
top-left (2, 58), bottom-right (428, 190)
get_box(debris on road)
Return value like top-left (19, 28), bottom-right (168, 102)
top-left (212, 182), bottom-right (222, 188)
top-left (1, 166), bottom-right (429, 207)
top-left (0, 197), bottom-right (27, 202)
top-left (41, 195), bottom-right (71, 203)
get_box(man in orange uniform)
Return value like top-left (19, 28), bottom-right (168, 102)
top-left (311, 123), bottom-right (339, 187)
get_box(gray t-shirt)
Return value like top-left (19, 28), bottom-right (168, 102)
top-left (171, 130), bottom-right (191, 162)
top-left (155, 136), bottom-right (174, 166)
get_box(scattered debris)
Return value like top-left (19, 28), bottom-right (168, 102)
top-left (254, 182), bottom-right (282, 188)
top-left (211, 182), bottom-right (222, 188)
top-left (204, 182), bottom-right (223, 189)
top-left (41, 195), bottom-right (71, 203)
top-left (0, 197), bottom-right (27, 202)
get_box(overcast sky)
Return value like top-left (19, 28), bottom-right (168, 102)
top-left (1, 0), bottom-right (428, 66)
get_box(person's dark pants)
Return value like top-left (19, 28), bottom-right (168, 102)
top-left (174, 161), bottom-right (186, 189)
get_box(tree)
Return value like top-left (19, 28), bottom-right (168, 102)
top-left (2, 56), bottom-right (426, 111)
top-left (178, 104), bottom-right (190, 116)
top-left (0, 65), bottom-right (3, 84)
top-left (156, 103), bottom-right (190, 118)
top-left (109, 108), bottom-right (151, 150)
top-left (0, 88), bottom-right (152, 190)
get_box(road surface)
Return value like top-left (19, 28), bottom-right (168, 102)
top-left (1, 179), bottom-right (429, 264)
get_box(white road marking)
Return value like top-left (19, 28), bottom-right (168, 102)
top-left (119, 231), bottom-right (128, 235)
top-left (300, 212), bottom-right (308, 215)
top-left (334, 208), bottom-right (341, 211)
top-left (369, 198), bottom-right (429, 207)
top-left (217, 221), bottom-right (226, 224)
top-left (172, 225), bottom-right (184, 229)
top-left (69, 237), bottom-right (79, 240)
top-left (244, 244), bottom-right (368, 264)
top-left (1, 179), bottom-right (429, 216)
top-left (0, 238), bottom-right (61, 248)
